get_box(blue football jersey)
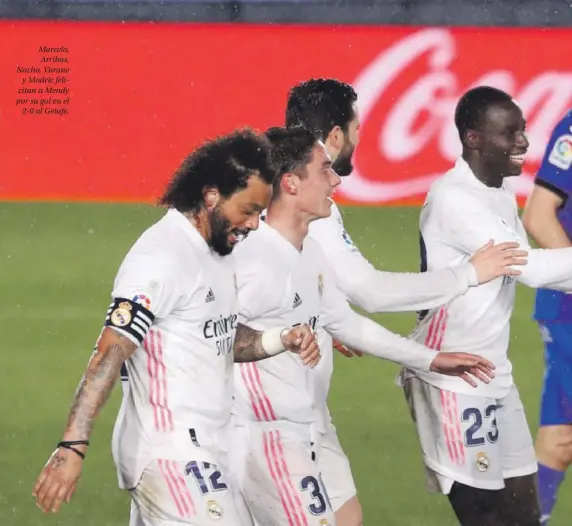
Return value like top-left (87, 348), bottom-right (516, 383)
top-left (534, 110), bottom-right (572, 322)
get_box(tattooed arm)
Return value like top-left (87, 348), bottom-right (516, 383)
top-left (61, 327), bottom-right (136, 443)
top-left (33, 327), bottom-right (136, 513)
top-left (233, 323), bottom-right (320, 366)
top-left (233, 323), bottom-right (269, 362)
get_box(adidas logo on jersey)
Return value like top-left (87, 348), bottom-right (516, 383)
top-left (205, 288), bottom-right (215, 303)
top-left (293, 293), bottom-right (302, 309)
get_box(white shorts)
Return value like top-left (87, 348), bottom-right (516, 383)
top-left (404, 377), bottom-right (537, 494)
top-left (316, 423), bottom-right (357, 512)
top-left (129, 458), bottom-right (252, 526)
top-left (231, 420), bottom-right (336, 526)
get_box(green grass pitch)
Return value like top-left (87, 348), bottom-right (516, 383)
top-left (1, 202), bottom-right (569, 525)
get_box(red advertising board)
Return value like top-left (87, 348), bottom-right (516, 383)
top-left (1, 21), bottom-right (571, 205)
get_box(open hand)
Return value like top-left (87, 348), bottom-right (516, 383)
top-left (430, 352), bottom-right (496, 388)
top-left (470, 240), bottom-right (528, 284)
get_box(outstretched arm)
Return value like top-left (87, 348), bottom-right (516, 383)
top-left (439, 190), bottom-right (572, 290)
top-left (343, 241), bottom-right (524, 313)
top-left (320, 265), bottom-right (495, 387)
top-left (309, 205), bottom-right (524, 313)
top-left (326, 307), bottom-right (494, 387)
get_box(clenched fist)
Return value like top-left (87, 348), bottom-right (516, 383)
top-left (281, 324), bottom-right (321, 367)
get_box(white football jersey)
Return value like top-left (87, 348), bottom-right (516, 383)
top-left (232, 220), bottom-right (438, 426)
top-left (307, 201), bottom-right (477, 432)
top-left (410, 157), bottom-right (572, 397)
top-left (231, 221), bottom-right (325, 426)
top-left (109, 209), bottom-right (238, 489)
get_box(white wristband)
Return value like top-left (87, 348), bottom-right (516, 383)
top-left (261, 327), bottom-right (289, 356)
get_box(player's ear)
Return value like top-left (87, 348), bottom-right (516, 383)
top-left (325, 125), bottom-right (344, 152)
top-left (203, 187), bottom-right (221, 210)
top-left (280, 172), bottom-right (299, 195)
top-left (465, 129), bottom-right (481, 150)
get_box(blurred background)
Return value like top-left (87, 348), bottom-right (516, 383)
top-left (1, 1), bottom-right (571, 525)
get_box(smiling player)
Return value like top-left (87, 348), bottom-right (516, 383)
top-left (404, 87), bottom-right (572, 526)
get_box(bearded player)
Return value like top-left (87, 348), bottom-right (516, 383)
top-left (32, 129), bottom-right (320, 525)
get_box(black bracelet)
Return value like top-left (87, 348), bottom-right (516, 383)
top-left (57, 440), bottom-right (90, 460)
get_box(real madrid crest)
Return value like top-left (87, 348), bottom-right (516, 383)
top-left (110, 305), bottom-right (132, 327)
top-left (206, 499), bottom-right (223, 521)
top-left (475, 451), bottom-right (489, 472)
top-left (318, 274), bottom-right (324, 297)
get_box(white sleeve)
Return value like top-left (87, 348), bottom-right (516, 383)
top-left (309, 204), bottom-right (477, 314)
top-left (107, 252), bottom-right (184, 345)
top-left (439, 190), bottom-right (572, 290)
top-left (319, 263), bottom-right (438, 372)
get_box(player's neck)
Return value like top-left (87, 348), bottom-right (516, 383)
top-left (265, 201), bottom-right (311, 252)
top-left (184, 210), bottom-right (211, 244)
top-left (463, 153), bottom-right (503, 188)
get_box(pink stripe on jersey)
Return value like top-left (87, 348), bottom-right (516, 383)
top-left (262, 431), bottom-right (296, 526)
top-left (243, 363), bottom-right (271, 421)
top-left (442, 391), bottom-right (462, 465)
top-left (144, 331), bottom-right (160, 430)
top-left (156, 331), bottom-right (174, 432)
top-left (425, 311), bottom-right (440, 349)
top-left (144, 330), bottom-right (173, 432)
top-left (246, 363), bottom-right (272, 421)
top-left (450, 393), bottom-right (465, 465)
top-left (440, 390), bottom-right (466, 466)
top-left (158, 459), bottom-right (185, 518)
top-left (151, 331), bottom-right (165, 431)
top-left (239, 364), bottom-right (263, 421)
top-left (169, 460), bottom-right (196, 517)
top-left (251, 363), bottom-right (277, 421)
top-left (427, 307), bottom-right (447, 350)
top-left (239, 363), bottom-right (277, 422)
top-left (439, 390), bottom-right (458, 464)
top-left (425, 308), bottom-right (466, 465)
top-left (435, 309), bottom-right (448, 351)
top-left (268, 431), bottom-right (305, 526)
top-left (274, 430), bottom-right (308, 526)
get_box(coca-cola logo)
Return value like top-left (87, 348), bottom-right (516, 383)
top-left (340, 28), bottom-right (572, 203)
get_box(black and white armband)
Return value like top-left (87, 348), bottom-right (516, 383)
top-left (105, 297), bottom-right (155, 345)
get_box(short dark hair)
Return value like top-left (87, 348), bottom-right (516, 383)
top-left (265, 126), bottom-right (318, 198)
top-left (159, 128), bottom-right (275, 212)
top-left (454, 86), bottom-right (514, 144)
top-left (285, 78), bottom-right (357, 141)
